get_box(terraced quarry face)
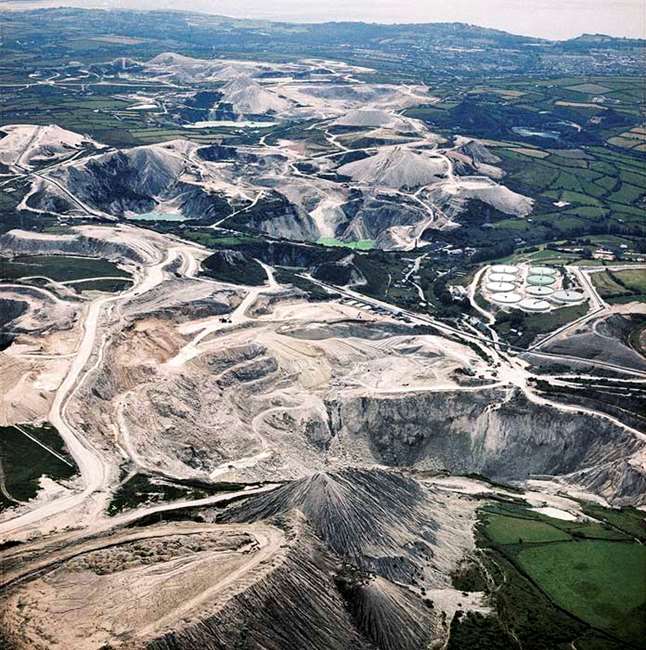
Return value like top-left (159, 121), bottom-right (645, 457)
top-left (0, 11), bottom-right (645, 650)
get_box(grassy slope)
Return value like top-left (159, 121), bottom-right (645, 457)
top-left (516, 541), bottom-right (646, 644)
top-left (480, 504), bottom-right (646, 647)
top-left (0, 424), bottom-right (77, 506)
top-left (0, 255), bottom-right (129, 283)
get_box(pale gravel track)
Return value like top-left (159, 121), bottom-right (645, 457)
top-left (0, 513), bottom-right (282, 591)
top-left (0, 243), bottom-right (201, 540)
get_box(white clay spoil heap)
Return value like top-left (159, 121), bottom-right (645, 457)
top-left (338, 146), bottom-right (445, 189)
top-left (0, 124), bottom-right (99, 171)
top-left (220, 77), bottom-right (292, 115)
top-left (332, 109), bottom-right (414, 131)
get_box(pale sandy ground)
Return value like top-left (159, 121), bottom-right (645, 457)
top-left (1, 522), bottom-right (284, 650)
top-left (530, 506), bottom-right (577, 521)
top-left (0, 307), bottom-right (82, 424)
top-left (425, 474), bottom-right (601, 521)
top-left (611, 301), bottom-right (646, 315)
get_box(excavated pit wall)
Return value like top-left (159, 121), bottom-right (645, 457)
top-left (327, 388), bottom-right (645, 504)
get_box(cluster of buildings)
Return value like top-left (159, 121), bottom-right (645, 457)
top-left (482, 264), bottom-right (585, 313)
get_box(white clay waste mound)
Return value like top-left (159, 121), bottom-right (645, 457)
top-left (331, 109), bottom-right (415, 131)
top-left (455, 183), bottom-right (534, 217)
top-left (0, 124), bottom-right (100, 171)
top-left (220, 77), bottom-right (292, 115)
top-left (275, 82), bottom-right (432, 117)
top-left (337, 146), bottom-right (445, 189)
top-left (454, 138), bottom-right (502, 164)
top-left (145, 52), bottom-right (291, 83)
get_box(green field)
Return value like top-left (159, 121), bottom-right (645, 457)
top-left (593, 268), bottom-right (646, 303)
top-left (72, 277), bottom-right (133, 293)
top-left (0, 255), bottom-right (129, 283)
top-left (0, 424), bottom-right (77, 508)
top-left (580, 502), bottom-right (646, 542)
top-left (179, 230), bottom-right (264, 248)
top-left (484, 513), bottom-right (571, 544)
top-left (517, 541), bottom-right (646, 644)
top-left (317, 237), bottom-right (376, 250)
top-left (480, 503), bottom-right (646, 647)
top-left (592, 270), bottom-right (628, 297)
top-left (201, 251), bottom-right (267, 285)
top-left (614, 269), bottom-right (646, 294)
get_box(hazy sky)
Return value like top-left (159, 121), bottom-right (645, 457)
top-left (2, 0), bottom-right (645, 40)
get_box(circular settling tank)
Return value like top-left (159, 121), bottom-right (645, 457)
top-left (527, 274), bottom-right (556, 286)
top-left (526, 285), bottom-right (554, 297)
top-left (488, 272), bottom-right (517, 283)
top-left (491, 264), bottom-right (518, 275)
top-left (486, 281), bottom-right (515, 293)
top-left (529, 265), bottom-right (558, 276)
top-left (492, 291), bottom-right (522, 304)
top-left (552, 290), bottom-right (585, 303)
top-left (519, 298), bottom-right (551, 312)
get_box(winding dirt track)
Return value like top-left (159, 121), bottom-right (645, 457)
top-left (0, 482), bottom-right (280, 591)
top-left (2, 225), bottom-right (644, 551)
top-left (1, 520), bottom-right (285, 650)
top-left (0, 245), bottom-right (195, 540)
top-left (136, 522), bottom-right (283, 639)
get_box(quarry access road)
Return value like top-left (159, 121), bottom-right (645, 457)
top-left (467, 265), bottom-right (497, 327)
top-left (526, 265), bottom-right (608, 352)
top-left (526, 305), bottom-right (605, 352)
top-left (32, 168), bottom-right (113, 220)
top-left (9, 126), bottom-right (111, 218)
top-left (212, 189), bottom-right (266, 229)
top-left (306, 276), bottom-right (646, 381)
top-left (135, 522), bottom-right (285, 641)
top-left (1, 144), bottom-right (106, 188)
top-left (304, 275), bottom-right (503, 350)
top-left (574, 265), bottom-right (607, 311)
top-left (0, 514), bottom-right (282, 591)
top-left (522, 349), bottom-right (646, 379)
top-left (0, 245), bottom-right (186, 541)
top-left (13, 124), bottom-right (44, 170)
top-left (209, 400), bottom-right (305, 480)
top-left (0, 282), bottom-right (67, 304)
top-left (166, 260), bottom-right (280, 368)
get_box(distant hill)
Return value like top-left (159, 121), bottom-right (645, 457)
top-left (5, 9), bottom-right (643, 78)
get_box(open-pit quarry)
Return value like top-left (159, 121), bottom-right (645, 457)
top-left (1, 222), bottom-right (644, 650)
top-left (0, 32), bottom-right (644, 649)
